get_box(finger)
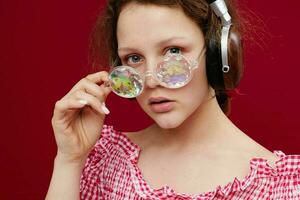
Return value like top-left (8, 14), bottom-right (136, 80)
top-left (85, 71), bottom-right (110, 83)
top-left (72, 90), bottom-right (106, 115)
top-left (53, 91), bottom-right (106, 121)
top-left (64, 79), bottom-right (108, 103)
top-left (52, 99), bottom-right (86, 122)
top-left (64, 71), bottom-right (111, 100)
top-left (100, 81), bottom-right (112, 96)
top-left (79, 77), bottom-right (112, 101)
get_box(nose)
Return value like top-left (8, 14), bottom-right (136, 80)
top-left (144, 71), bottom-right (160, 89)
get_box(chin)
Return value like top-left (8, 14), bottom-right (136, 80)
top-left (154, 116), bottom-right (184, 129)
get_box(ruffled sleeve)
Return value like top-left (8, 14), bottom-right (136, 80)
top-left (267, 151), bottom-right (300, 199)
top-left (79, 125), bottom-right (139, 199)
top-left (79, 125), bottom-right (117, 199)
top-left (138, 150), bottom-right (300, 200)
top-left (79, 126), bottom-right (300, 200)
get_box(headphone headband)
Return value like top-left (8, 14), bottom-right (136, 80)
top-left (209, 0), bottom-right (231, 25)
top-left (207, 0), bottom-right (232, 73)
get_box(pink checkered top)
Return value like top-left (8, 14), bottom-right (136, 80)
top-left (80, 125), bottom-right (300, 199)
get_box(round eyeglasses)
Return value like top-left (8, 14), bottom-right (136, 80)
top-left (106, 49), bottom-right (205, 98)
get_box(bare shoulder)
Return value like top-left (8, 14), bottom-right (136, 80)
top-left (124, 130), bottom-right (143, 146)
top-left (250, 145), bottom-right (280, 168)
top-left (123, 125), bottom-right (155, 149)
top-left (230, 130), bottom-right (280, 168)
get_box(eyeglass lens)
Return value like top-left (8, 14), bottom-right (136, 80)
top-left (108, 53), bottom-right (197, 98)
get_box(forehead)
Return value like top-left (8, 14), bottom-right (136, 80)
top-left (116, 2), bottom-right (203, 47)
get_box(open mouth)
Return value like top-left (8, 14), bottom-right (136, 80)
top-left (148, 97), bottom-right (173, 105)
top-left (148, 97), bottom-right (175, 113)
top-left (150, 99), bottom-right (172, 104)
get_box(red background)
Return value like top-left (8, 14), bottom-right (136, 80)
top-left (1, 0), bottom-right (299, 199)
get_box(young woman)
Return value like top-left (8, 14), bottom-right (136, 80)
top-left (46, 0), bottom-right (300, 199)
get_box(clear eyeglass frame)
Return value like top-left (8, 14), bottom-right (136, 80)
top-left (106, 51), bottom-right (203, 98)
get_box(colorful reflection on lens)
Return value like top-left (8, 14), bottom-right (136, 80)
top-left (109, 66), bottom-right (143, 98)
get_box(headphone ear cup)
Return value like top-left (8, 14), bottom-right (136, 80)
top-left (206, 37), bottom-right (231, 114)
top-left (224, 26), bottom-right (243, 89)
top-left (206, 37), bottom-right (225, 91)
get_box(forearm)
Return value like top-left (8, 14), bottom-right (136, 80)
top-left (45, 156), bottom-right (86, 200)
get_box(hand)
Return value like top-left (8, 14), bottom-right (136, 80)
top-left (51, 71), bottom-right (112, 164)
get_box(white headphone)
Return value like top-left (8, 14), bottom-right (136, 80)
top-left (207, 0), bottom-right (232, 73)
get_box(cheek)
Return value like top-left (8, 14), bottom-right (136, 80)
top-left (177, 70), bottom-right (210, 108)
top-left (136, 95), bottom-right (148, 110)
top-left (180, 88), bottom-right (205, 111)
top-left (180, 66), bottom-right (209, 97)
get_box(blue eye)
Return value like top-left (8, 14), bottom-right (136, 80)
top-left (126, 55), bottom-right (142, 65)
top-left (167, 47), bottom-right (181, 54)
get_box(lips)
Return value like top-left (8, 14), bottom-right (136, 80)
top-left (148, 97), bottom-right (175, 113)
top-left (148, 97), bottom-right (172, 104)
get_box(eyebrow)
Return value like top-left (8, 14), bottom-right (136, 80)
top-left (118, 36), bottom-right (188, 53)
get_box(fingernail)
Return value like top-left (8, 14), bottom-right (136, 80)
top-left (79, 99), bottom-right (88, 105)
top-left (101, 102), bottom-right (110, 115)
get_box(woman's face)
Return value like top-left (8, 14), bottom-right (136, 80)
top-left (117, 2), bottom-right (213, 129)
